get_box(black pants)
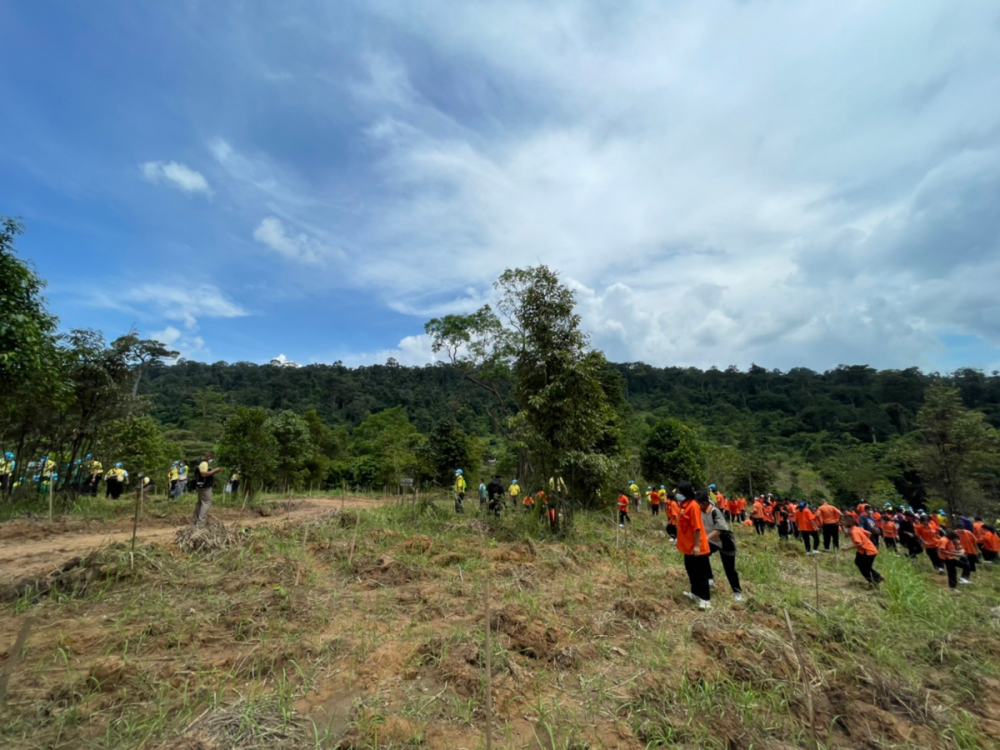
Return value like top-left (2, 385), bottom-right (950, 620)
top-left (684, 554), bottom-right (711, 601)
top-left (752, 518), bottom-right (765, 535)
top-left (967, 553), bottom-right (978, 575)
top-left (619, 510), bottom-right (630, 525)
top-left (822, 524), bottom-right (840, 550)
top-left (901, 533), bottom-right (921, 557)
top-left (943, 558), bottom-right (969, 588)
top-left (885, 537), bottom-right (898, 552)
top-left (777, 521), bottom-right (790, 540)
top-left (871, 533), bottom-right (881, 549)
top-left (855, 553), bottom-right (883, 583)
top-left (666, 523), bottom-right (676, 538)
top-left (107, 478), bottom-right (123, 500)
top-left (455, 492), bottom-right (465, 513)
top-left (652, 504), bottom-right (660, 516)
top-left (707, 549), bottom-right (741, 594)
top-left (925, 547), bottom-right (943, 571)
top-left (983, 549), bottom-right (998, 563)
top-left (802, 530), bottom-right (819, 553)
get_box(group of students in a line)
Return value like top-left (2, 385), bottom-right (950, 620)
top-left (454, 470), bottom-right (567, 532)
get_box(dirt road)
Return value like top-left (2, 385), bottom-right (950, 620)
top-left (0, 495), bottom-right (380, 582)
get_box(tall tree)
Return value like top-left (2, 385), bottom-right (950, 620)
top-left (912, 385), bottom-right (999, 517)
top-left (426, 266), bottom-right (625, 505)
top-left (266, 410), bottom-right (314, 491)
top-left (216, 406), bottom-right (279, 502)
top-left (640, 418), bottom-right (706, 489)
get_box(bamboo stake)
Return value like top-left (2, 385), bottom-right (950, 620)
top-left (784, 608), bottom-right (817, 749)
top-left (48, 478), bottom-right (54, 522)
top-left (624, 504), bottom-right (633, 584)
top-left (814, 558), bottom-right (820, 613)
top-left (348, 512), bottom-right (361, 565)
top-left (483, 530), bottom-right (493, 750)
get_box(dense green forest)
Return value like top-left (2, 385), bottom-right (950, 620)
top-left (3, 215), bottom-right (999, 516)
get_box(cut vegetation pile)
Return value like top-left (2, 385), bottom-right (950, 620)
top-left (1, 497), bottom-right (999, 749)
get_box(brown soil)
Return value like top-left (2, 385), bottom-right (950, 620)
top-left (0, 495), bottom-right (377, 582)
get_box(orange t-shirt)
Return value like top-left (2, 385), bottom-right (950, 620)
top-left (929, 518), bottom-right (940, 533)
top-left (617, 494), bottom-right (629, 512)
top-left (762, 503), bottom-right (774, 522)
top-left (983, 531), bottom-right (1000, 553)
top-left (738, 498), bottom-right (747, 512)
top-left (937, 537), bottom-right (961, 561)
top-left (973, 521), bottom-right (986, 543)
top-left (850, 526), bottom-right (878, 555)
top-left (817, 504), bottom-right (841, 526)
top-left (957, 528), bottom-right (979, 555)
top-left (882, 520), bottom-right (898, 539)
top-left (751, 500), bottom-right (764, 519)
top-left (676, 500), bottom-right (709, 556)
top-left (667, 500), bottom-right (680, 524)
top-left (650, 492), bottom-right (661, 506)
top-left (915, 523), bottom-right (937, 547)
top-left (795, 508), bottom-right (818, 532)
top-left (523, 494), bottom-right (535, 507)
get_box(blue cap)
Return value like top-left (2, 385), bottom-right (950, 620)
top-left (798, 502), bottom-right (806, 509)
top-left (709, 484), bottom-right (716, 489)
top-left (115, 462), bottom-right (123, 468)
top-left (512, 479), bottom-right (518, 484)
top-left (85, 453), bottom-right (92, 459)
top-left (455, 469), bottom-right (463, 474)
top-left (4, 452), bottom-right (12, 460)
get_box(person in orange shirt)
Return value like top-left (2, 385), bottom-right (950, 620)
top-left (843, 515), bottom-right (883, 584)
top-left (762, 497), bottom-right (775, 530)
top-left (675, 482), bottom-right (711, 610)
top-left (775, 501), bottom-right (792, 542)
top-left (650, 485), bottom-right (663, 517)
top-left (522, 491), bottom-right (536, 511)
top-left (915, 515), bottom-right (945, 574)
top-left (617, 491), bottom-right (631, 528)
top-left (665, 492), bottom-right (681, 542)
top-left (817, 500), bottom-right (842, 551)
top-left (881, 517), bottom-right (899, 553)
top-left (750, 497), bottom-right (765, 536)
top-left (795, 503), bottom-right (821, 555)
top-left (980, 525), bottom-right (1000, 564)
top-left (736, 496), bottom-right (747, 522)
top-left (937, 531), bottom-right (970, 589)
top-left (956, 527), bottom-right (980, 577)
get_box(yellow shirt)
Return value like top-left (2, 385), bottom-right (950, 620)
top-left (168, 468), bottom-right (179, 481)
top-left (628, 483), bottom-right (640, 498)
top-left (198, 461), bottom-right (210, 475)
top-left (89, 460), bottom-right (103, 475)
top-left (509, 484), bottom-right (520, 497)
top-left (0, 460), bottom-right (12, 474)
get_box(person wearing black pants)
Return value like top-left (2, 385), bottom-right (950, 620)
top-left (939, 532), bottom-right (970, 589)
top-left (677, 483), bottom-right (712, 610)
top-left (844, 516), bottom-right (884, 585)
top-left (699, 493), bottom-right (743, 602)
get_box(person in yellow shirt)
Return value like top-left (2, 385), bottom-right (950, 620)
top-left (509, 479), bottom-right (521, 504)
top-left (85, 455), bottom-right (103, 496)
top-left (0, 452), bottom-right (14, 493)
top-left (167, 463), bottom-right (180, 498)
top-left (104, 463), bottom-right (127, 500)
top-left (192, 451), bottom-right (224, 526)
top-left (454, 469), bottom-right (467, 514)
top-left (628, 480), bottom-right (641, 510)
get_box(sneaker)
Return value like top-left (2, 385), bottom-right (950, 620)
top-left (683, 591), bottom-right (699, 601)
top-left (619, 524), bottom-right (624, 528)
top-left (698, 599), bottom-right (711, 611)
top-left (669, 538), bottom-right (677, 543)
top-left (959, 578), bottom-right (971, 585)
top-left (734, 592), bottom-right (743, 602)
top-left (708, 579), bottom-right (715, 587)
top-left (937, 568), bottom-right (945, 574)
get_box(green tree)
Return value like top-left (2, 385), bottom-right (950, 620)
top-left (425, 419), bottom-right (475, 486)
top-left (266, 410), bottom-right (313, 491)
top-left (98, 415), bottom-right (172, 488)
top-left (350, 407), bottom-right (422, 488)
top-left (912, 385), bottom-right (999, 517)
top-left (820, 442), bottom-right (895, 506)
top-left (217, 406), bottom-right (279, 502)
top-left (427, 265), bottom-right (625, 505)
top-left (640, 419), bottom-right (706, 489)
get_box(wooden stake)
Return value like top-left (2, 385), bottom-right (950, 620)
top-left (814, 558), bottom-right (820, 613)
top-left (0, 616), bottom-right (34, 705)
top-left (131, 482), bottom-right (143, 553)
top-left (483, 532), bottom-right (493, 750)
top-left (348, 512), bottom-right (361, 565)
top-left (623, 508), bottom-right (633, 584)
top-left (784, 608), bottom-right (817, 749)
top-left (48, 478), bottom-right (54, 522)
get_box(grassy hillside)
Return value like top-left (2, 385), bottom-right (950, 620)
top-left (1, 498), bottom-right (998, 749)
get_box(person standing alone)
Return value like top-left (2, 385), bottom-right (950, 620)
top-left (192, 451), bottom-right (224, 526)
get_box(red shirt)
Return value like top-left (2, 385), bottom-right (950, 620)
top-left (676, 499), bottom-right (709, 556)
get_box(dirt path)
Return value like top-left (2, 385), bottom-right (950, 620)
top-left (0, 495), bottom-right (381, 582)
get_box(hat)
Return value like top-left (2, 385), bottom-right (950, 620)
top-left (455, 469), bottom-right (463, 475)
top-left (512, 479), bottom-right (518, 484)
top-left (708, 484), bottom-right (716, 489)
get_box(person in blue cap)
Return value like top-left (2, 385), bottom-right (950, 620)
top-left (454, 469), bottom-right (466, 514)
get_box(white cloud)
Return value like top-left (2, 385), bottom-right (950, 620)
top-left (327, 334), bottom-right (444, 368)
top-left (150, 325), bottom-right (207, 359)
top-left (253, 216), bottom-right (342, 264)
top-left (94, 283), bottom-right (248, 329)
top-left (140, 161), bottom-right (212, 194)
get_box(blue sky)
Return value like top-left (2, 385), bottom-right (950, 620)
top-left (3, 1), bottom-right (1000, 372)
